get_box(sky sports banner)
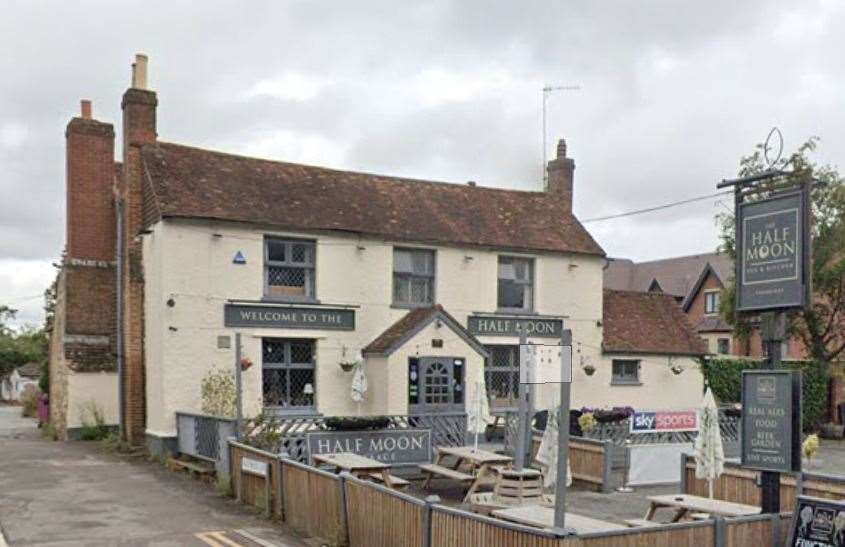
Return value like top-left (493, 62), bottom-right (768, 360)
top-left (630, 410), bottom-right (699, 434)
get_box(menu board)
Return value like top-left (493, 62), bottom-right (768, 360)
top-left (788, 496), bottom-right (845, 547)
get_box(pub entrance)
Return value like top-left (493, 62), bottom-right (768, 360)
top-left (408, 356), bottom-right (465, 414)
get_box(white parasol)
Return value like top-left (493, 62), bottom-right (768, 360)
top-left (694, 387), bottom-right (725, 498)
top-left (535, 406), bottom-right (573, 489)
top-left (350, 354), bottom-right (367, 404)
top-left (467, 379), bottom-right (493, 450)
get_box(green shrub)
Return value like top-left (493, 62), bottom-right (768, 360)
top-left (78, 400), bottom-right (110, 441)
top-left (200, 367), bottom-right (236, 418)
top-left (700, 358), bottom-right (829, 432)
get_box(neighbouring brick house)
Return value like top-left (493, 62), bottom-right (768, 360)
top-left (605, 252), bottom-right (845, 424)
top-left (49, 54), bottom-right (709, 447)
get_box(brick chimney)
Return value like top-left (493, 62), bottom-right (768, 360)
top-left (66, 100), bottom-right (116, 262)
top-left (119, 53), bottom-right (157, 446)
top-left (546, 138), bottom-right (575, 212)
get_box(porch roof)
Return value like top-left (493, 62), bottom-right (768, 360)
top-left (362, 305), bottom-right (489, 359)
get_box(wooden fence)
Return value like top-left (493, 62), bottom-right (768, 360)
top-left (281, 458), bottom-right (347, 545)
top-left (229, 441), bottom-right (283, 517)
top-left (345, 476), bottom-right (426, 547)
top-left (531, 435), bottom-right (613, 492)
top-left (681, 453), bottom-right (845, 509)
top-left (227, 440), bottom-right (805, 547)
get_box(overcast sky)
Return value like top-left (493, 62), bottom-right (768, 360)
top-left (1, 1), bottom-right (844, 327)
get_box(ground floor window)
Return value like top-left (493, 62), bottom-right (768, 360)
top-left (717, 338), bottom-right (730, 355)
top-left (262, 338), bottom-right (316, 411)
top-left (611, 359), bottom-right (640, 385)
top-left (485, 345), bottom-right (519, 410)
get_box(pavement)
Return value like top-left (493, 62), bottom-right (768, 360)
top-left (0, 406), bottom-right (307, 547)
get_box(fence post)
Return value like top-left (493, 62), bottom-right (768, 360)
top-left (770, 513), bottom-right (780, 547)
top-left (277, 452), bottom-right (288, 521)
top-left (338, 471), bottom-right (351, 545)
top-left (680, 453), bottom-right (688, 494)
top-left (422, 495), bottom-right (440, 547)
top-left (602, 440), bottom-right (613, 493)
top-left (714, 516), bottom-right (726, 547)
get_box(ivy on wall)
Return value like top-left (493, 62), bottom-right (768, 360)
top-left (700, 358), bottom-right (829, 432)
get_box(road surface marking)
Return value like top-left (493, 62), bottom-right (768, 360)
top-left (195, 531), bottom-right (246, 547)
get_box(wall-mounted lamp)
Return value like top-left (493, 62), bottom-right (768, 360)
top-left (212, 233), bottom-right (223, 239)
top-left (356, 245), bottom-right (366, 252)
top-left (464, 255), bottom-right (474, 262)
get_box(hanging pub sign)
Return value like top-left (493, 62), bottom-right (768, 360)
top-left (787, 496), bottom-right (845, 547)
top-left (736, 189), bottom-right (810, 312)
top-left (740, 370), bottom-right (802, 473)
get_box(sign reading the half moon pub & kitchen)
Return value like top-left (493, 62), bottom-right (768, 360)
top-left (467, 315), bottom-right (563, 337)
top-left (736, 190), bottom-right (809, 311)
top-left (224, 303), bottom-right (355, 330)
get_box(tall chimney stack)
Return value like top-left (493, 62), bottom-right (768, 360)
top-left (546, 137), bottom-right (575, 212)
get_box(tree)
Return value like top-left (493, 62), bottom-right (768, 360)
top-left (718, 137), bottom-right (845, 370)
top-left (0, 305), bottom-right (49, 377)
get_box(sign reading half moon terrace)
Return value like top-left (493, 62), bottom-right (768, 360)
top-left (224, 303), bottom-right (355, 330)
top-left (736, 190), bottom-right (808, 311)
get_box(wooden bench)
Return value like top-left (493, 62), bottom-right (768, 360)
top-left (624, 518), bottom-right (663, 528)
top-left (167, 457), bottom-right (214, 479)
top-left (420, 463), bottom-right (474, 487)
top-left (368, 472), bottom-right (410, 489)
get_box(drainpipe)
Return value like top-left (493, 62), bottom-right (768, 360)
top-left (115, 199), bottom-right (125, 438)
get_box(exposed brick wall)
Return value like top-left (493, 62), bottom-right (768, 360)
top-left (64, 261), bottom-right (116, 338)
top-left (65, 118), bottom-right (116, 262)
top-left (120, 87), bottom-right (157, 445)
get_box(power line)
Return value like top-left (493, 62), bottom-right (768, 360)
top-left (2, 294), bottom-right (43, 305)
top-left (581, 190), bottom-right (733, 223)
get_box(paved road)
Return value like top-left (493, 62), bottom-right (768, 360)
top-left (0, 407), bottom-right (307, 546)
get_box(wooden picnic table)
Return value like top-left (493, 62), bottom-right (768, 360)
top-left (312, 452), bottom-right (401, 490)
top-left (644, 494), bottom-right (761, 522)
top-left (493, 505), bottom-right (627, 533)
top-left (421, 446), bottom-right (513, 502)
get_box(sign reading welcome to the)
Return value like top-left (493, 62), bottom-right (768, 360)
top-left (737, 191), bottom-right (808, 312)
top-left (741, 370), bottom-right (802, 473)
top-left (307, 429), bottom-right (432, 465)
top-left (467, 315), bottom-right (563, 337)
top-left (224, 303), bottom-right (355, 330)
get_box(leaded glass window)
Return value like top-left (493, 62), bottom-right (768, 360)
top-left (265, 238), bottom-right (315, 300)
top-left (262, 338), bottom-right (316, 411)
top-left (485, 345), bottom-right (519, 409)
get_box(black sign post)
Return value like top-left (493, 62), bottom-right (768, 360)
top-left (718, 131), bottom-right (812, 515)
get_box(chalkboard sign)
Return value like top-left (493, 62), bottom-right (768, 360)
top-left (741, 369), bottom-right (802, 473)
top-left (787, 496), bottom-right (845, 547)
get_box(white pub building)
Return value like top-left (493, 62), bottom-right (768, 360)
top-left (49, 55), bottom-right (707, 449)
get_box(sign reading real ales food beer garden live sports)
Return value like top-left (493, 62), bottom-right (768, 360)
top-left (736, 190), bottom-right (809, 311)
top-left (741, 370), bottom-right (802, 473)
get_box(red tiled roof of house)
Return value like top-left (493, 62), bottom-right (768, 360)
top-left (603, 289), bottom-right (708, 356)
top-left (604, 253), bottom-right (733, 298)
top-left (140, 142), bottom-right (605, 256)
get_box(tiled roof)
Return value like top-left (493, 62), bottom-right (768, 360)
top-left (695, 316), bottom-right (733, 333)
top-left (602, 289), bottom-right (708, 356)
top-left (140, 142), bottom-right (605, 256)
top-left (363, 305), bottom-right (487, 357)
top-left (16, 362), bottom-right (42, 378)
top-left (604, 253), bottom-right (732, 298)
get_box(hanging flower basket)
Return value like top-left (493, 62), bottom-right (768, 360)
top-left (582, 364), bottom-right (596, 376)
top-left (240, 357), bottom-right (254, 371)
top-left (339, 361), bottom-right (356, 372)
top-left (670, 365), bottom-right (684, 375)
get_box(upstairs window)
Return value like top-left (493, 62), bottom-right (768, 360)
top-left (265, 238), bottom-right (315, 300)
top-left (611, 359), bottom-right (640, 385)
top-left (704, 291), bottom-right (720, 315)
top-left (717, 338), bottom-right (730, 355)
top-left (393, 248), bottom-right (435, 306)
top-left (498, 256), bottom-right (534, 311)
